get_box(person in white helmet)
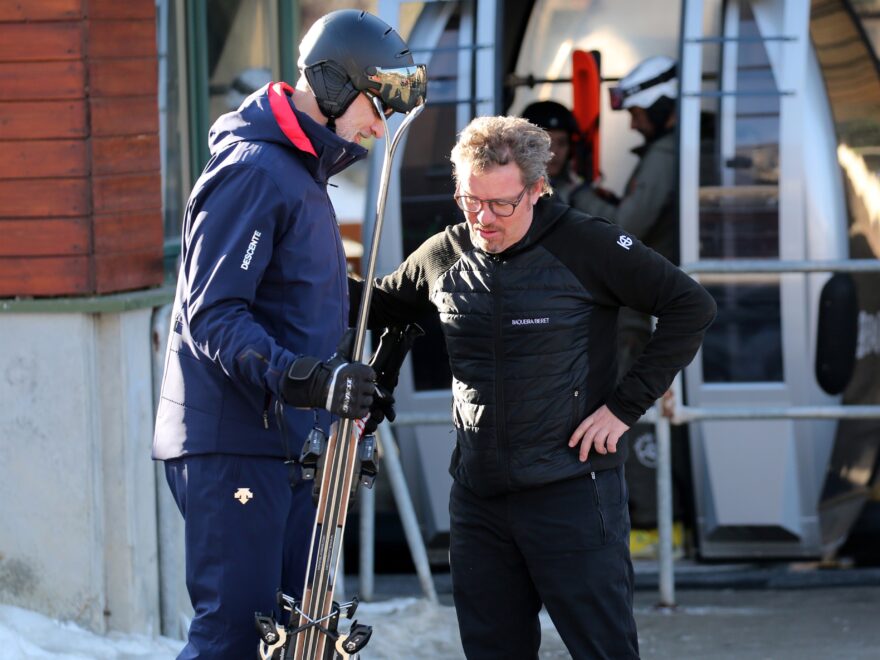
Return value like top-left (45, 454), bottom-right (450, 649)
top-left (572, 55), bottom-right (679, 381)
top-left (572, 55), bottom-right (678, 264)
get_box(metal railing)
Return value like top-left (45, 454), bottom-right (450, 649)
top-left (647, 257), bottom-right (880, 606)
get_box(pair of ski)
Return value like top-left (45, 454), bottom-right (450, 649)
top-left (255, 100), bottom-right (425, 660)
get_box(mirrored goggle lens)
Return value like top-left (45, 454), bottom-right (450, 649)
top-left (368, 64), bottom-right (427, 114)
top-left (609, 86), bottom-right (624, 110)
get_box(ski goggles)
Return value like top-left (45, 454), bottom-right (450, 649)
top-left (608, 64), bottom-right (677, 110)
top-left (366, 64), bottom-right (428, 114)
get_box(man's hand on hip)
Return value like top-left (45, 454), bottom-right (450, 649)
top-left (567, 404), bottom-right (630, 463)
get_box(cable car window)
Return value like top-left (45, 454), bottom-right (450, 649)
top-left (700, 3), bottom-right (780, 260)
top-left (400, 13), bottom-right (463, 391)
top-left (698, 1), bottom-right (784, 383)
top-left (702, 283), bottom-right (784, 382)
top-left (157, 0), bottom-right (186, 277)
top-left (205, 0), bottom-right (276, 123)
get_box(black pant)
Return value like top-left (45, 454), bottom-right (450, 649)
top-left (449, 466), bottom-right (639, 660)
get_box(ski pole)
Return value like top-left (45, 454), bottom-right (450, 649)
top-left (294, 98), bottom-right (425, 660)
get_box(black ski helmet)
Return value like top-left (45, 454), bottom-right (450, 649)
top-left (522, 101), bottom-right (579, 135)
top-left (298, 10), bottom-right (427, 124)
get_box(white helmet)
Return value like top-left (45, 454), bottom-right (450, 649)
top-left (610, 56), bottom-right (677, 110)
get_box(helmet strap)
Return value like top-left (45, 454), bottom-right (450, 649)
top-left (645, 96), bottom-right (675, 138)
top-left (304, 61), bottom-right (360, 128)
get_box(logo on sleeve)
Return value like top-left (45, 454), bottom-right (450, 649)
top-left (240, 230), bottom-right (262, 270)
top-left (617, 234), bottom-right (633, 250)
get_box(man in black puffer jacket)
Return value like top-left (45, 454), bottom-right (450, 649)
top-left (351, 116), bottom-right (716, 659)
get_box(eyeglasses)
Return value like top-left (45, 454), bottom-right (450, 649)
top-left (454, 184), bottom-right (529, 217)
top-left (365, 64), bottom-right (428, 114)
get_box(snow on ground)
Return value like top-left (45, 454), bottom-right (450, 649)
top-left (0, 598), bottom-right (482, 660)
top-left (0, 598), bottom-right (566, 659)
top-left (0, 604), bottom-right (181, 659)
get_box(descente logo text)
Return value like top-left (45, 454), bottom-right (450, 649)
top-left (511, 317), bottom-right (550, 326)
top-left (240, 230), bottom-right (262, 270)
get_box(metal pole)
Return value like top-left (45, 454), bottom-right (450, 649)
top-left (336, 554), bottom-right (346, 601)
top-left (684, 258), bottom-right (880, 274)
top-left (654, 400), bottom-right (675, 607)
top-left (359, 480), bottom-right (375, 601)
top-left (376, 426), bottom-right (438, 603)
top-left (351, 100), bottom-right (424, 363)
top-left (358, 332), bottom-right (376, 603)
top-left (677, 404), bottom-right (880, 421)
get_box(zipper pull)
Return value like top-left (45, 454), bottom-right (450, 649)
top-left (262, 392), bottom-right (272, 429)
top-left (591, 471), bottom-right (596, 480)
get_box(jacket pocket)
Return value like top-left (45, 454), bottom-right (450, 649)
top-left (570, 386), bottom-right (584, 433)
top-left (590, 470), bottom-right (608, 545)
top-left (262, 392), bottom-right (272, 430)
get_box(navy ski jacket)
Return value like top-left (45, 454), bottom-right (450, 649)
top-left (153, 82), bottom-right (366, 461)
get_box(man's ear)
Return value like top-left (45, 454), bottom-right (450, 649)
top-left (531, 178), bottom-right (545, 202)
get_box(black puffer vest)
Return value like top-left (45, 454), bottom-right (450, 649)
top-left (363, 197), bottom-right (716, 498)
top-left (430, 205), bottom-right (620, 496)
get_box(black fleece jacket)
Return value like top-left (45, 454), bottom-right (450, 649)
top-left (351, 198), bottom-right (715, 496)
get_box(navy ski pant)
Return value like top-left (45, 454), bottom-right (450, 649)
top-left (449, 465), bottom-right (639, 660)
top-left (165, 454), bottom-right (316, 659)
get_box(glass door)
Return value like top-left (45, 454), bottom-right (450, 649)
top-left (680, 0), bottom-right (836, 559)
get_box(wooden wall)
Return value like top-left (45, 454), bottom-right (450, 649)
top-left (0, 0), bottom-right (163, 297)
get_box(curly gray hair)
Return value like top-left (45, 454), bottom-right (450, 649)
top-left (450, 116), bottom-right (553, 195)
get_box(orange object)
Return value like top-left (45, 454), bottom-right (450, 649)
top-left (571, 49), bottom-right (601, 182)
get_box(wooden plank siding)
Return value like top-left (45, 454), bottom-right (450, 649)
top-left (0, 1), bottom-right (83, 23)
top-left (89, 0), bottom-right (156, 21)
top-left (0, 100), bottom-right (88, 139)
top-left (0, 139), bottom-right (88, 179)
top-left (93, 211), bottom-right (162, 254)
top-left (89, 58), bottom-right (158, 97)
top-left (0, 61), bottom-right (85, 101)
top-left (89, 20), bottom-right (156, 59)
top-left (0, 4), bottom-right (163, 297)
top-left (0, 218), bottom-right (90, 256)
top-left (0, 255), bottom-right (91, 296)
top-left (0, 178), bottom-right (90, 218)
top-left (0, 23), bottom-right (83, 62)
top-left (90, 96), bottom-right (158, 136)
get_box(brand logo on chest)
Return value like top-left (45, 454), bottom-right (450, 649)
top-left (511, 317), bottom-right (550, 326)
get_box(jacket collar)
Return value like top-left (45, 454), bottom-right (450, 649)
top-left (268, 82), bottom-right (368, 182)
top-left (493, 196), bottom-right (570, 257)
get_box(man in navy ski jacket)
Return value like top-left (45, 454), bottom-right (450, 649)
top-left (153, 10), bottom-right (425, 658)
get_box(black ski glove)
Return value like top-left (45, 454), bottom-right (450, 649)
top-left (363, 388), bottom-right (395, 435)
top-left (281, 331), bottom-right (376, 419)
top-left (360, 324), bottom-right (424, 435)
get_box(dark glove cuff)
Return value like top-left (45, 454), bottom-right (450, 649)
top-left (281, 356), bottom-right (324, 407)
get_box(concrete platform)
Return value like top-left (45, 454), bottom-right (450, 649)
top-left (347, 561), bottom-right (880, 659)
